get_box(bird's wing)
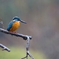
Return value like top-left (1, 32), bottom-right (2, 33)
top-left (7, 20), bottom-right (16, 31)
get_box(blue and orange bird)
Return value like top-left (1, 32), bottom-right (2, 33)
top-left (7, 16), bottom-right (26, 32)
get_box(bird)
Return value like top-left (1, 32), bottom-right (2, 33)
top-left (7, 16), bottom-right (26, 32)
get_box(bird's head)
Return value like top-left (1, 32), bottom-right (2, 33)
top-left (12, 16), bottom-right (27, 24)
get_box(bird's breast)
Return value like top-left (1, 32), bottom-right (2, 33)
top-left (10, 21), bottom-right (20, 32)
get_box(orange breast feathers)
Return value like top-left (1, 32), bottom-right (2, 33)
top-left (10, 21), bottom-right (20, 32)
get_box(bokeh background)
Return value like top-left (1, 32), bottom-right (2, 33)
top-left (0, 0), bottom-right (59, 59)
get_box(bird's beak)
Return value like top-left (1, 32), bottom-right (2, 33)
top-left (20, 20), bottom-right (27, 24)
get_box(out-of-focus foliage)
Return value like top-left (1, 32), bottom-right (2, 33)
top-left (0, 47), bottom-right (47, 59)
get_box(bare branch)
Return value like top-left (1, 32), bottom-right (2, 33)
top-left (0, 28), bottom-right (32, 40)
top-left (0, 28), bottom-right (34, 59)
top-left (0, 44), bottom-right (10, 52)
top-left (21, 36), bottom-right (34, 59)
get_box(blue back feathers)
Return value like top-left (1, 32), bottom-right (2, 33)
top-left (7, 16), bottom-right (20, 31)
top-left (7, 20), bottom-right (16, 31)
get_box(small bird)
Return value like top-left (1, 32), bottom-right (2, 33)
top-left (7, 16), bottom-right (26, 32)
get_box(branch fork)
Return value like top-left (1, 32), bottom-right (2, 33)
top-left (0, 28), bottom-right (34, 59)
top-left (21, 36), bottom-right (34, 59)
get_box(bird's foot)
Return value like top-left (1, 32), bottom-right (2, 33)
top-left (8, 31), bottom-right (17, 33)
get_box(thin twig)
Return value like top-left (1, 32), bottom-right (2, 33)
top-left (0, 44), bottom-right (10, 52)
top-left (21, 36), bottom-right (34, 59)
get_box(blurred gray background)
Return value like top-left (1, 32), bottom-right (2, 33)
top-left (0, 0), bottom-right (59, 59)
